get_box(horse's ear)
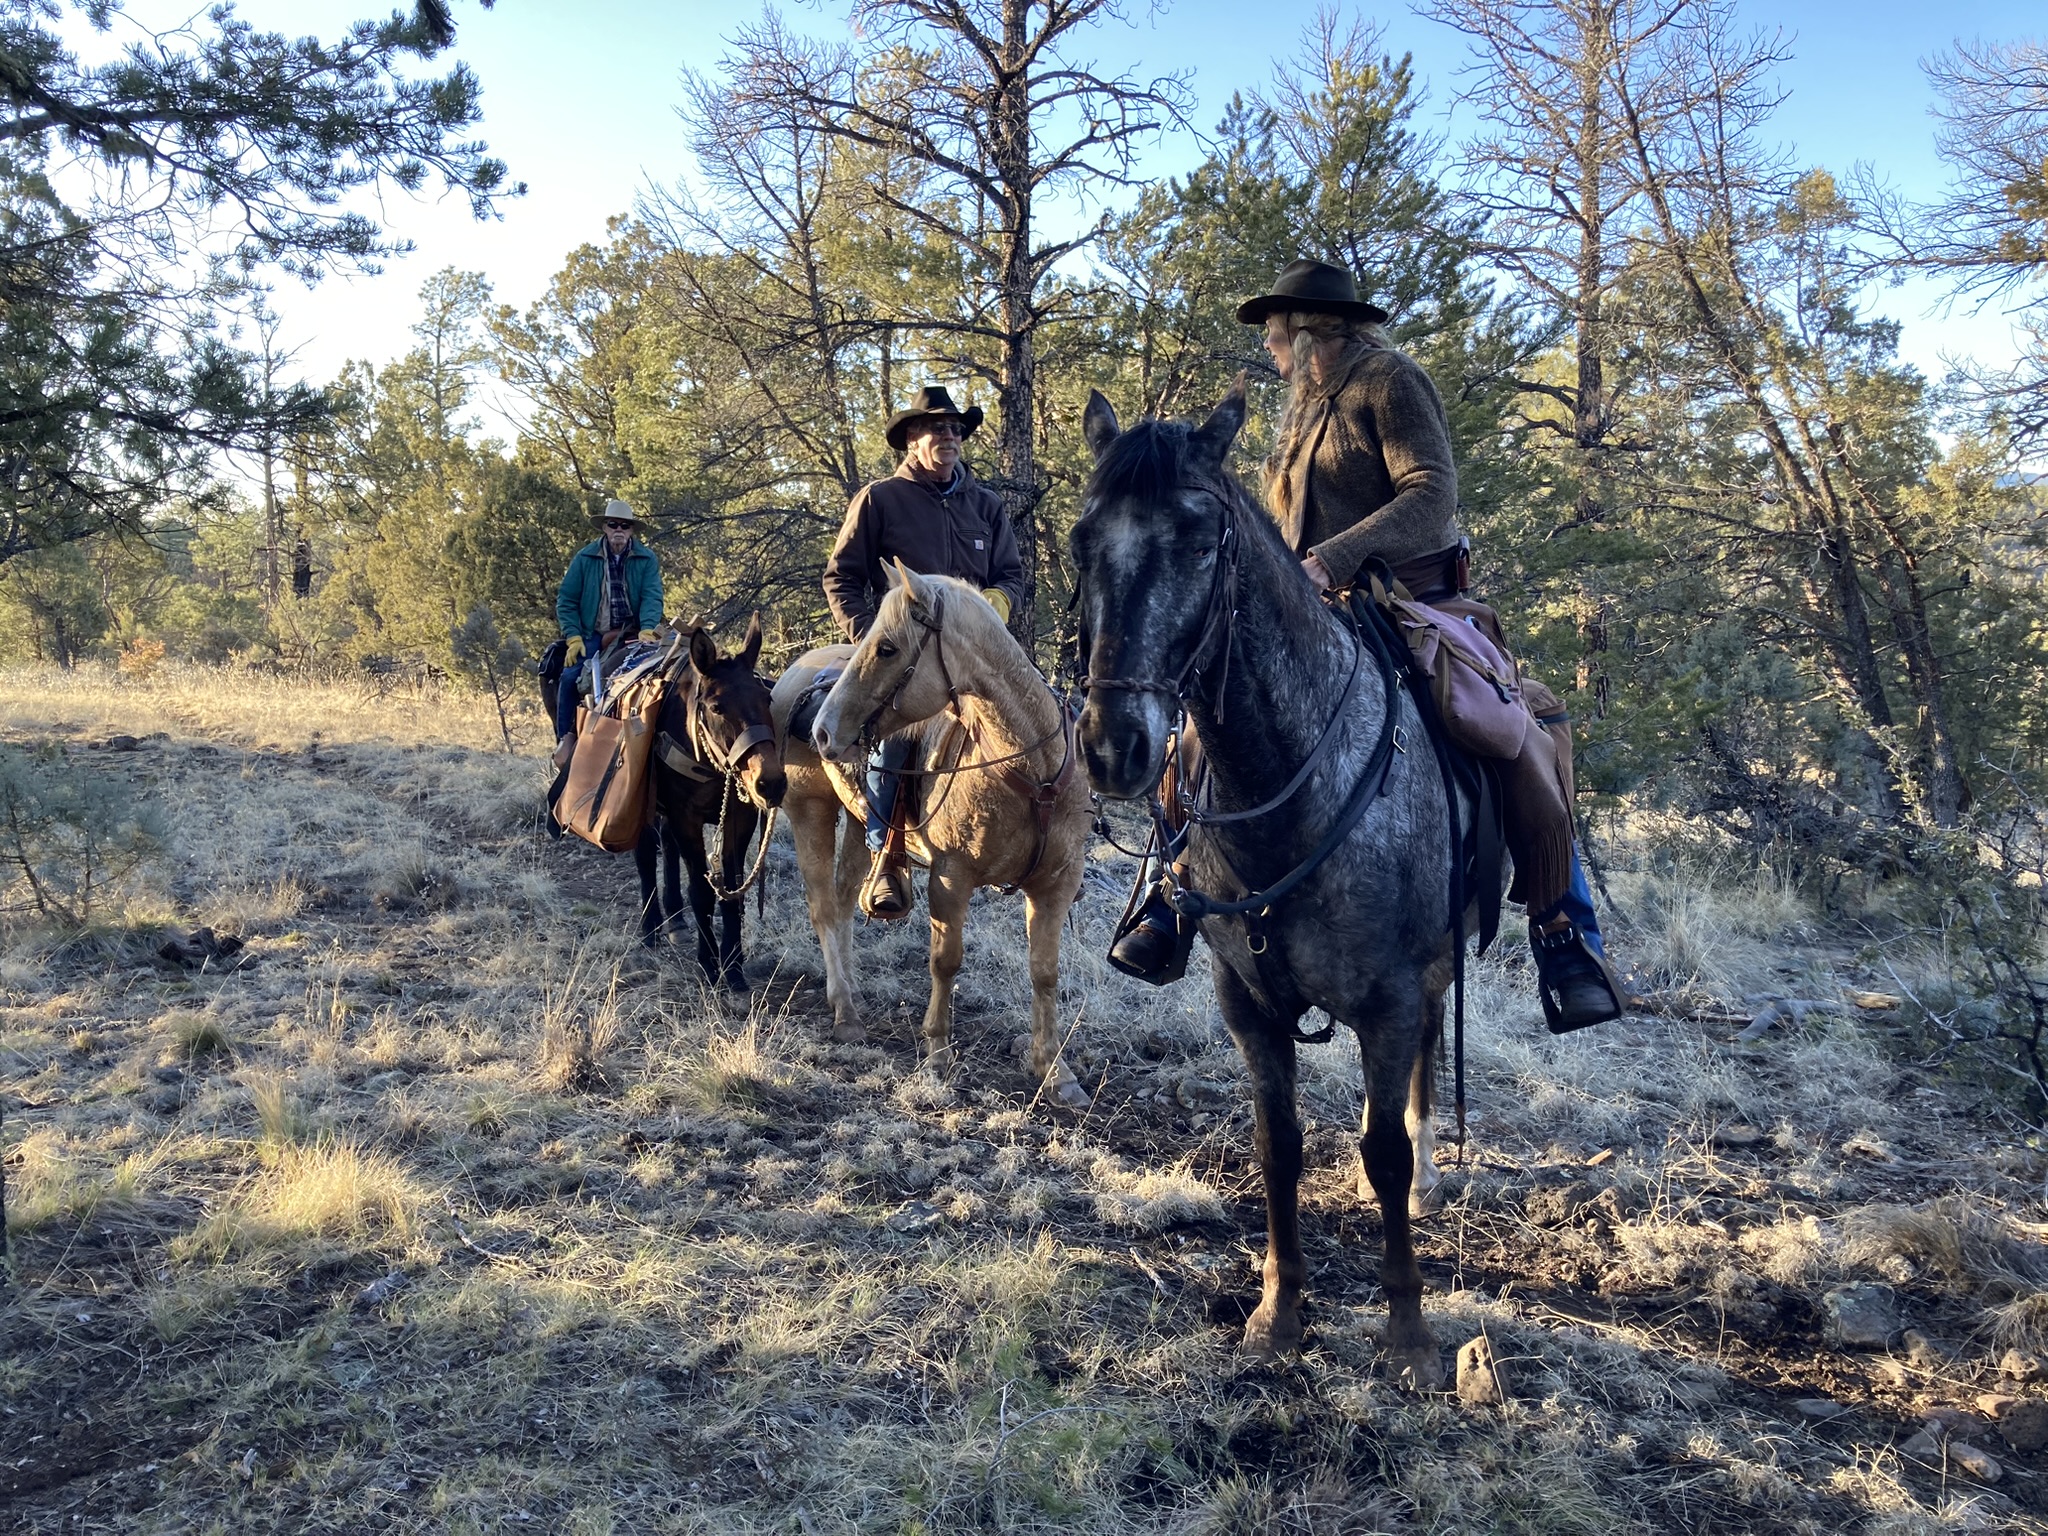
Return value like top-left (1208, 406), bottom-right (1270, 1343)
top-left (897, 561), bottom-right (936, 619)
top-left (1082, 390), bottom-right (1120, 461)
top-left (1190, 374), bottom-right (1248, 471)
top-left (738, 612), bottom-right (763, 670)
top-left (688, 626), bottom-right (717, 675)
top-left (884, 557), bottom-right (908, 591)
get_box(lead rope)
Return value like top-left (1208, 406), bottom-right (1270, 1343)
top-left (704, 763), bottom-right (780, 905)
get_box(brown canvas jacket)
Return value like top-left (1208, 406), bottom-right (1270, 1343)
top-left (1274, 345), bottom-right (1461, 585)
top-left (823, 462), bottom-right (1025, 641)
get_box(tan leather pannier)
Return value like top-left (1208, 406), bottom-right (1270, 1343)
top-left (555, 676), bottom-right (662, 852)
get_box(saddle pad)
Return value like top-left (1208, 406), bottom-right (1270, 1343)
top-left (786, 668), bottom-right (843, 745)
top-left (595, 640), bottom-right (672, 713)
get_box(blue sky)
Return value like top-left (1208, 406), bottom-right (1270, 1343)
top-left (93, 0), bottom-right (2048, 416)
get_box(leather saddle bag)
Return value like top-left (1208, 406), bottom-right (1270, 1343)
top-left (556, 674), bottom-right (664, 853)
top-left (1378, 585), bottom-right (1528, 760)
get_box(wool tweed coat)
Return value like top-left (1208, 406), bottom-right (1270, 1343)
top-left (823, 462), bottom-right (1025, 642)
top-left (1273, 345), bottom-right (1461, 585)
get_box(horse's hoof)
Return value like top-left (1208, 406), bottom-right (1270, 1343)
top-left (1385, 1344), bottom-right (1446, 1393)
top-left (830, 1017), bottom-right (867, 1044)
top-left (722, 969), bottom-right (750, 995)
top-left (923, 1043), bottom-right (957, 1079)
top-left (1411, 1177), bottom-right (1447, 1220)
top-left (1242, 1304), bottom-right (1302, 1360)
top-left (1050, 1074), bottom-right (1090, 1109)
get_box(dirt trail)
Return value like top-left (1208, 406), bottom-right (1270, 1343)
top-left (3, 714), bottom-right (2046, 1534)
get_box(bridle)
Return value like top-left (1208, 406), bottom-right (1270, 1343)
top-left (1080, 481), bottom-right (1243, 722)
top-left (687, 678), bottom-right (776, 785)
top-left (854, 593), bottom-right (952, 751)
top-left (1075, 453), bottom-right (1401, 955)
top-left (658, 668), bottom-right (775, 795)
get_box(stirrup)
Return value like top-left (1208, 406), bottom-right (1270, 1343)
top-left (859, 847), bottom-right (914, 921)
top-left (1530, 919), bottom-right (1625, 1034)
top-left (1108, 879), bottom-right (1195, 986)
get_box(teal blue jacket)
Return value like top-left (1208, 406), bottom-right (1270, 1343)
top-left (556, 537), bottom-right (664, 641)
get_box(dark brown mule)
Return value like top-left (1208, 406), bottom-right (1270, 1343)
top-left (544, 621), bottom-right (786, 988)
top-left (1071, 385), bottom-right (1458, 1386)
top-left (648, 619), bottom-right (787, 990)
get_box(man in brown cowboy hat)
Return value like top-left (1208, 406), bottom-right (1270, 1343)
top-left (552, 497), bottom-right (664, 767)
top-left (1109, 258), bottom-right (1624, 1032)
top-left (823, 384), bottom-right (1025, 919)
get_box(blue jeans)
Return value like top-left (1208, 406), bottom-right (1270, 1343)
top-left (865, 735), bottom-right (916, 851)
top-left (556, 655), bottom-right (589, 741)
top-left (1531, 851), bottom-right (1606, 957)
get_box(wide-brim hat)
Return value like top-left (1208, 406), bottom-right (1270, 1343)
top-left (1236, 259), bottom-right (1390, 326)
top-left (592, 497), bottom-right (645, 529)
top-left (884, 385), bottom-right (985, 453)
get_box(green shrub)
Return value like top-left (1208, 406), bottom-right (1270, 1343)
top-left (0, 743), bottom-right (163, 926)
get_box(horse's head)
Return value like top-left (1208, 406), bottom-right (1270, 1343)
top-left (812, 562), bottom-right (987, 763)
top-left (680, 616), bottom-right (785, 810)
top-left (1070, 381), bottom-right (1248, 799)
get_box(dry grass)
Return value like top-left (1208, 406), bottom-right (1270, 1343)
top-left (3, 666), bottom-right (2047, 1534)
top-left (165, 1008), bottom-right (234, 1062)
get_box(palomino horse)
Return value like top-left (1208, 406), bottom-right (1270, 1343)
top-left (772, 564), bottom-right (1092, 1107)
top-left (1072, 384), bottom-right (1459, 1386)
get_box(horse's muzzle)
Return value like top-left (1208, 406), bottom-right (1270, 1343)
top-left (810, 719), bottom-right (860, 764)
top-left (809, 695), bottom-right (860, 764)
top-left (742, 750), bottom-right (787, 811)
top-left (1079, 695), bottom-right (1169, 801)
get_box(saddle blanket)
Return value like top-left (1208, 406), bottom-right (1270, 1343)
top-left (591, 639), bottom-right (674, 714)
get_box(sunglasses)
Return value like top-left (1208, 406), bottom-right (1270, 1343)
top-left (919, 421), bottom-right (965, 440)
top-left (603, 519), bottom-right (635, 530)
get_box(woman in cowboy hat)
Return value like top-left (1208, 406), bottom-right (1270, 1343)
top-left (822, 384), bottom-right (1026, 919)
top-left (551, 498), bottom-right (665, 766)
top-left (1109, 259), bottom-right (1623, 1031)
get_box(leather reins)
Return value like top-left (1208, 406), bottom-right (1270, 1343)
top-left (1080, 481), bottom-right (1402, 959)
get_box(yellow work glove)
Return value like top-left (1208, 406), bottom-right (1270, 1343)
top-left (636, 629), bottom-right (659, 643)
top-left (982, 588), bottom-right (1012, 624)
top-left (563, 635), bottom-right (585, 666)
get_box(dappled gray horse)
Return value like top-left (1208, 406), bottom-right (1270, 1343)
top-left (1073, 382), bottom-right (1459, 1386)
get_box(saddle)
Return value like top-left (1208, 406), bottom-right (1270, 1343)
top-left (784, 667), bottom-right (841, 747)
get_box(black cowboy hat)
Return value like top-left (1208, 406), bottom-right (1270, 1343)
top-left (1235, 259), bottom-right (1390, 326)
top-left (884, 384), bottom-right (985, 452)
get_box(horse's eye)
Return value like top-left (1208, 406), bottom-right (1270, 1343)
top-left (876, 640), bottom-right (898, 659)
top-left (1195, 546), bottom-right (1215, 564)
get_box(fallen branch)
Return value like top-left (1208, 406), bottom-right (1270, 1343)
top-left (1628, 991), bottom-right (1750, 1027)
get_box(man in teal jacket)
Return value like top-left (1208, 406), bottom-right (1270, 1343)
top-left (553, 498), bottom-right (664, 765)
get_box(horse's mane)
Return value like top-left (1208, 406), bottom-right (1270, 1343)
top-left (1086, 417), bottom-right (1193, 508)
top-left (872, 570), bottom-right (1020, 655)
top-left (1084, 413), bottom-right (1295, 568)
